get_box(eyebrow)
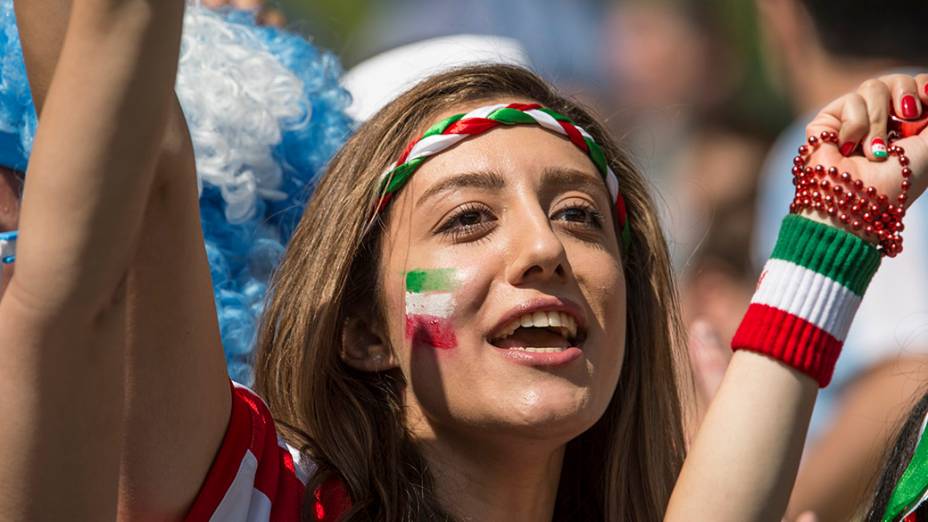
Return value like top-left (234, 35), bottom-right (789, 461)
top-left (541, 167), bottom-right (611, 201)
top-left (416, 170), bottom-right (507, 207)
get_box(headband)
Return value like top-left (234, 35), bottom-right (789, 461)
top-left (374, 102), bottom-right (631, 246)
top-left (884, 410), bottom-right (928, 521)
top-left (0, 230), bottom-right (16, 264)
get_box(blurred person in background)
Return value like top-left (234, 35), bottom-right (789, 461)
top-left (602, 0), bottom-right (770, 276)
top-left (353, 0), bottom-right (607, 97)
top-left (603, 0), bottom-right (772, 380)
top-left (740, 1), bottom-right (928, 519)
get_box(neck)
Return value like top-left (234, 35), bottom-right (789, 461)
top-left (420, 430), bottom-right (564, 521)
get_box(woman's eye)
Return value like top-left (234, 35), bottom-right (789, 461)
top-left (455, 210), bottom-right (485, 227)
top-left (436, 204), bottom-right (497, 239)
top-left (553, 205), bottom-right (603, 229)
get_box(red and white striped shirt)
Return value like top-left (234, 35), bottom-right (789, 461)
top-left (185, 383), bottom-right (350, 521)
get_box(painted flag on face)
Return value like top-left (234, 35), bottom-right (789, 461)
top-left (405, 269), bottom-right (458, 349)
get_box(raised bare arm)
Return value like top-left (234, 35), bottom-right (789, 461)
top-left (14, 0), bottom-right (231, 518)
top-left (666, 75), bottom-right (928, 521)
top-left (0, 0), bottom-right (233, 519)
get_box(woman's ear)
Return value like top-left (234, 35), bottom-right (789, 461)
top-left (340, 314), bottom-right (399, 372)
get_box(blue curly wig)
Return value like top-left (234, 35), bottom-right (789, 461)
top-left (0, 1), bottom-right (355, 384)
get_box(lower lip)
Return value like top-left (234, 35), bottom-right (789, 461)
top-left (492, 346), bottom-right (583, 367)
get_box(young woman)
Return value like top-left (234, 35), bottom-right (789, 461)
top-left (2, 0), bottom-right (927, 520)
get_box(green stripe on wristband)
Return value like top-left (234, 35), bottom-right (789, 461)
top-left (770, 214), bottom-right (880, 296)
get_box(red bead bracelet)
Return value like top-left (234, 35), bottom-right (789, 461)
top-left (789, 130), bottom-right (910, 257)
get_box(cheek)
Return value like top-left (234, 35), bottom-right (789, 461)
top-left (398, 267), bottom-right (487, 353)
top-left (402, 268), bottom-right (461, 350)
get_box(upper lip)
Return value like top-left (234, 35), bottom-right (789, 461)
top-left (487, 295), bottom-right (588, 344)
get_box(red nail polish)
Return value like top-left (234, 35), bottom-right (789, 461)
top-left (839, 141), bottom-right (856, 156)
top-left (924, 83), bottom-right (928, 97)
top-left (902, 95), bottom-right (920, 119)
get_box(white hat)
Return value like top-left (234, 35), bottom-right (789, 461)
top-left (342, 34), bottom-right (531, 121)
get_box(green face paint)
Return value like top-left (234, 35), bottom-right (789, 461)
top-left (404, 268), bottom-right (459, 349)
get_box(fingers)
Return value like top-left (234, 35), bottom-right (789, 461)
top-left (881, 73), bottom-right (923, 120)
top-left (857, 79), bottom-right (890, 160)
top-left (917, 73), bottom-right (928, 106)
top-left (836, 93), bottom-right (869, 158)
top-left (816, 76), bottom-right (925, 163)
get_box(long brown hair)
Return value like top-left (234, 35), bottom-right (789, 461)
top-left (255, 64), bottom-right (688, 521)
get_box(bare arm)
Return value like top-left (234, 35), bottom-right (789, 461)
top-left (15, 0), bottom-right (232, 518)
top-left (787, 357), bottom-right (928, 521)
top-left (667, 74), bottom-right (928, 521)
top-left (0, 1), bottom-right (187, 519)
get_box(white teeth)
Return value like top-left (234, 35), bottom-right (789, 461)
top-left (492, 311), bottom-right (580, 341)
top-left (564, 315), bottom-right (577, 339)
top-left (532, 311), bottom-right (548, 326)
top-left (506, 347), bottom-right (567, 353)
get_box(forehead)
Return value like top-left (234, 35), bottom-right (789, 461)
top-left (408, 100), bottom-right (602, 189)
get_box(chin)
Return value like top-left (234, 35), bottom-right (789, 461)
top-left (492, 381), bottom-right (607, 442)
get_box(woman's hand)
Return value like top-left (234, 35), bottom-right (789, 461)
top-left (800, 74), bottom-right (928, 246)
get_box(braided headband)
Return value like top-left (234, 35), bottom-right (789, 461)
top-left (884, 411), bottom-right (928, 521)
top-left (374, 102), bottom-right (631, 246)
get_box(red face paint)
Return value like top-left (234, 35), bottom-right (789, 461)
top-left (405, 315), bottom-right (457, 349)
top-left (405, 269), bottom-right (458, 349)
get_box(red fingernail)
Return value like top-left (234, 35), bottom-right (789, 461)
top-left (902, 95), bottom-right (920, 119)
top-left (924, 83), bottom-right (928, 97)
top-left (839, 141), bottom-right (856, 156)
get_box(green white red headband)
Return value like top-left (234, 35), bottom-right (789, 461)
top-left (374, 102), bottom-right (631, 246)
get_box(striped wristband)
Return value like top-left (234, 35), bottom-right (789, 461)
top-left (732, 215), bottom-right (881, 387)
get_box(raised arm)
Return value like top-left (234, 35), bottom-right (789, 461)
top-left (666, 74), bottom-right (928, 521)
top-left (0, 0), bottom-right (188, 519)
top-left (13, 0), bottom-right (232, 518)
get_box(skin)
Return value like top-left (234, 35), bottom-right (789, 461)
top-left (2, 1), bottom-right (928, 519)
top-left (348, 110), bottom-right (627, 520)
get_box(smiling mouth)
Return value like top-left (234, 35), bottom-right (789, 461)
top-left (489, 311), bottom-right (586, 352)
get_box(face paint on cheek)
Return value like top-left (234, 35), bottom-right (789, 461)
top-left (404, 268), bottom-right (459, 349)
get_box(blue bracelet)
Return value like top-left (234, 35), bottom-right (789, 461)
top-left (0, 230), bottom-right (18, 264)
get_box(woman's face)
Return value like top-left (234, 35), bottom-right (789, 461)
top-left (0, 167), bottom-right (21, 297)
top-left (378, 101), bottom-right (627, 447)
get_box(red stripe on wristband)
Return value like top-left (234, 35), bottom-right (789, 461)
top-left (732, 303), bottom-right (843, 387)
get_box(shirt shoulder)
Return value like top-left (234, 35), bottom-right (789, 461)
top-left (184, 382), bottom-right (309, 522)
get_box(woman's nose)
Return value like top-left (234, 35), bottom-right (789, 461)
top-left (504, 208), bottom-right (569, 287)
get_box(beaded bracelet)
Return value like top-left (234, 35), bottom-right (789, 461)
top-left (789, 130), bottom-right (910, 257)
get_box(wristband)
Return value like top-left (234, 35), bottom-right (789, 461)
top-left (732, 215), bottom-right (880, 387)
